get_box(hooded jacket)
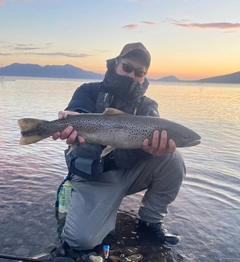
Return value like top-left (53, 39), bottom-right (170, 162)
top-left (65, 58), bottom-right (160, 174)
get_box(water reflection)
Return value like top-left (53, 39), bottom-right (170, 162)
top-left (0, 78), bottom-right (240, 261)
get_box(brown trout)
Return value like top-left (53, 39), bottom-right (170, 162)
top-left (17, 108), bottom-right (201, 156)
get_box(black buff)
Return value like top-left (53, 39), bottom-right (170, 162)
top-left (100, 58), bottom-right (149, 100)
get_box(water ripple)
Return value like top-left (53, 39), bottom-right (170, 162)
top-left (1, 78), bottom-right (240, 261)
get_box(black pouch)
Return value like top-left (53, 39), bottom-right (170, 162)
top-left (65, 144), bottom-right (104, 181)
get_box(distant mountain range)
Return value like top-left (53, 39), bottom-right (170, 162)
top-left (0, 63), bottom-right (239, 84)
top-left (151, 75), bottom-right (181, 82)
top-left (151, 72), bottom-right (240, 84)
top-left (0, 63), bottom-right (103, 80)
top-left (197, 71), bottom-right (240, 84)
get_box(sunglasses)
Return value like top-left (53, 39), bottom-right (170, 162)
top-left (119, 62), bottom-right (147, 78)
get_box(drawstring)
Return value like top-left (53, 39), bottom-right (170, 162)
top-left (133, 96), bottom-right (144, 115)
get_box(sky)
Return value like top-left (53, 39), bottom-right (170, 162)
top-left (0, 0), bottom-right (240, 80)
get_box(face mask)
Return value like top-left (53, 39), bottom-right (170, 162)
top-left (101, 59), bottom-right (149, 100)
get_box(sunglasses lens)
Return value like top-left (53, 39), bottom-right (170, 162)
top-left (135, 69), bottom-right (145, 77)
top-left (121, 62), bottom-right (146, 77)
top-left (122, 63), bottom-right (134, 73)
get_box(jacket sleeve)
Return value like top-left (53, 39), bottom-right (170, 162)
top-left (111, 97), bottom-right (160, 169)
top-left (65, 82), bottom-right (101, 113)
top-left (64, 82), bottom-right (105, 180)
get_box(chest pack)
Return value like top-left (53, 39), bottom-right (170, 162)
top-left (64, 91), bottom-right (158, 180)
top-left (65, 144), bottom-right (104, 181)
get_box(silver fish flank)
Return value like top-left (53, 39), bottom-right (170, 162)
top-left (17, 108), bottom-right (201, 156)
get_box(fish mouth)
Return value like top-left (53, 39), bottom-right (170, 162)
top-left (186, 140), bottom-right (201, 147)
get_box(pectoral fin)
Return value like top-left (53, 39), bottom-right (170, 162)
top-left (100, 146), bottom-right (115, 157)
top-left (66, 140), bottom-right (78, 155)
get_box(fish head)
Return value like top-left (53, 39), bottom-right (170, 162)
top-left (177, 132), bottom-right (201, 147)
top-left (166, 121), bottom-right (201, 147)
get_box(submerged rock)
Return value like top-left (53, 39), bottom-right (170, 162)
top-left (122, 246), bottom-right (139, 256)
top-left (88, 255), bottom-right (104, 262)
top-left (125, 253), bottom-right (143, 261)
top-left (50, 211), bottom-right (175, 262)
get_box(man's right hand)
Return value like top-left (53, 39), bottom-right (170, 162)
top-left (52, 111), bottom-right (86, 145)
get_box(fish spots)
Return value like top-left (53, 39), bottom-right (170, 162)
top-left (18, 112), bottom-right (201, 148)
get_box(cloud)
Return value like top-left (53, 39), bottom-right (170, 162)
top-left (0, 51), bottom-right (91, 58)
top-left (172, 22), bottom-right (240, 30)
top-left (0, 53), bottom-right (12, 56)
top-left (11, 43), bottom-right (53, 50)
top-left (141, 21), bottom-right (157, 25)
top-left (0, 0), bottom-right (3, 5)
top-left (122, 24), bottom-right (138, 30)
top-left (0, 42), bottom-right (88, 58)
top-left (13, 43), bottom-right (43, 50)
top-left (27, 52), bottom-right (91, 58)
top-left (14, 47), bottom-right (42, 50)
top-left (167, 18), bottom-right (189, 23)
top-left (122, 21), bottom-right (156, 30)
top-left (16, 43), bottom-right (35, 46)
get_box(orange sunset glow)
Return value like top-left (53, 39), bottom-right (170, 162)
top-left (0, 0), bottom-right (240, 81)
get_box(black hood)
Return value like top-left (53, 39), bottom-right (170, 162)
top-left (100, 58), bottom-right (149, 100)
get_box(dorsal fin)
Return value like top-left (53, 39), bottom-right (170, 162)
top-left (103, 108), bottom-right (126, 115)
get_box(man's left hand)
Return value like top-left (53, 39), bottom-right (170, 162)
top-left (142, 130), bottom-right (176, 156)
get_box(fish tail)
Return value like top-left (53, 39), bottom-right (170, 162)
top-left (17, 118), bottom-right (49, 145)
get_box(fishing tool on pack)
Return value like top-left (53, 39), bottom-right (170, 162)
top-left (55, 173), bottom-right (72, 237)
top-left (103, 245), bottom-right (110, 260)
top-left (55, 173), bottom-right (72, 213)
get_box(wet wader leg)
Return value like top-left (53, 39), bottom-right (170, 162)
top-left (123, 150), bottom-right (186, 223)
top-left (61, 169), bottom-right (126, 250)
top-left (61, 150), bottom-right (185, 250)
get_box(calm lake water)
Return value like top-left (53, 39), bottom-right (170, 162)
top-left (0, 77), bottom-right (240, 262)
